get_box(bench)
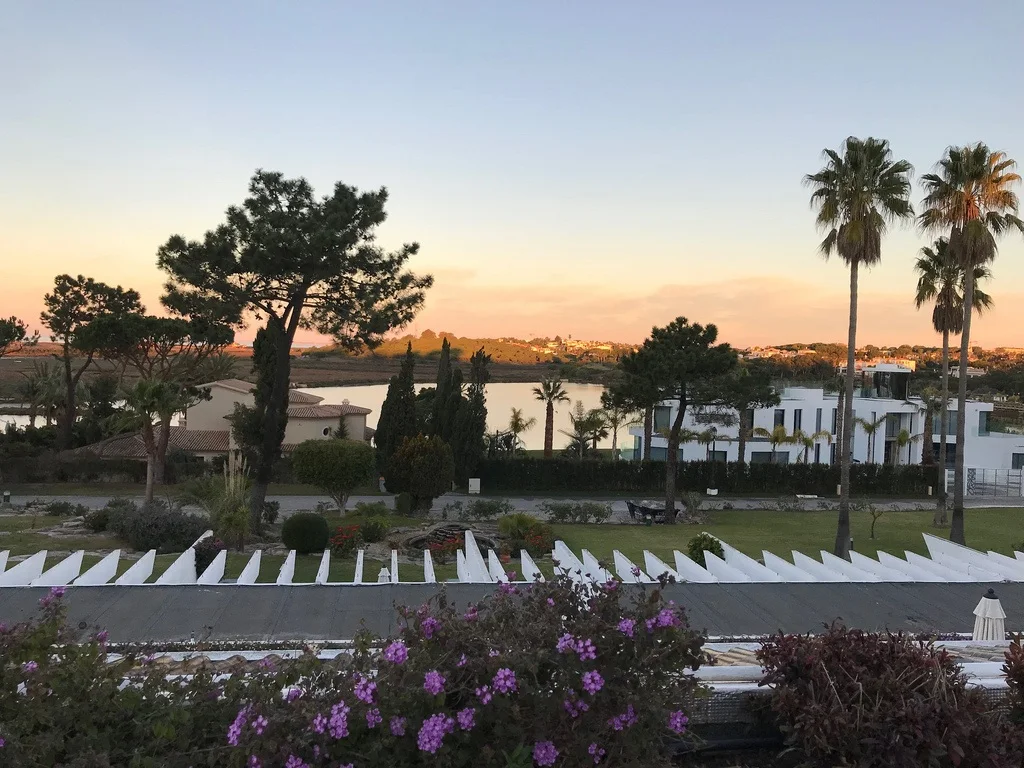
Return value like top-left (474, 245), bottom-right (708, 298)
top-left (626, 500), bottom-right (678, 524)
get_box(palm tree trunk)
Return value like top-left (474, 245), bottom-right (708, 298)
top-left (921, 408), bottom-right (934, 466)
top-left (951, 271), bottom-right (973, 545)
top-left (154, 417), bottom-right (172, 485)
top-left (543, 401), bottom-right (554, 458)
top-left (835, 260), bottom-right (857, 559)
top-left (835, 386), bottom-right (845, 465)
top-left (642, 406), bottom-right (653, 460)
top-left (937, 330), bottom-right (950, 525)
top-left (664, 398), bottom-right (686, 524)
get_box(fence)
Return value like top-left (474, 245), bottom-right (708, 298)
top-left (945, 468), bottom-right (1024, 497)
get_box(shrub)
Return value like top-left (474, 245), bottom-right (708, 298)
top-left (1004, 637), bottom-right (1024, 722)
top-left (0, 575), bottom-right (705, 767)
top-left (384, 435), bottom-right (455, 512)
top-left (329, 524), bottom-right (362, 557)
top-left (352, 500), bottom-right (391, 517)
top-left (261, 500), bottom-right (280, 526)
top-left (541, 501), bottom-right (612, 524)
top-left (427, 535), bottom-right (462, 564)
top-left (758, 626), bottom-right (1024, 768)
top-left (395, 492), bottom-right (414, 515)
top-left (498, 512), bottom-right (542, 540)
top-left (358, 516), bottom-right (390, 543)
top-left (281, 512), bottom-right (330, 554)
top-left (459, 498), bottom-right (514, 521)
top-left (292, 438), bottom-right (376, 511)
top-left (84, 508), bottom-right (109, 532)
top-left (106, 499), bottom-right (209, 553)
top-left (194, 537), bottom-right (225, 575)
top-left (44, 500), bottom-right (89, 517)
top-left (685, 532), bottom-right (722, 568)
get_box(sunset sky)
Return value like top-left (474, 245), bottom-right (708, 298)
top-left (3, 1), bottom-right (1024, 348)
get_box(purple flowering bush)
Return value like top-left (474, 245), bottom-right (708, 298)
top-left (227, 573), bottom-right (705, 767)
top-left (0, 576), bottom-right (704, 767)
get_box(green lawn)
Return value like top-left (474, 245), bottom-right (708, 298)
top-left (5, 508), bottom-right (1023, 583)
top-left (552, 508), bottom-right (1024, 565)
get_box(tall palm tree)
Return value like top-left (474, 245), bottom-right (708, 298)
top-left (599, 389), bottom-right (639, 460)
top-left (914, 236), bottom-right (994, 522)
top-left (532, 377), bottom-right (570, 458)
top-left (752, 425), bottom-right (796, 463)
top-left (892, 429), bottom-right (922, 466)
top-left (805, 136), bottom-right (914, 558)
top-left (117, 380), bottom-right (182, 503)
top-left (507, 407), bottom-right (537, 451)
top-left (855, 414), bottom-right (888, 464)
top-left (792, 429), bottom-right (833, 463)
top-left (920, 144), bottom-right (1024, 545)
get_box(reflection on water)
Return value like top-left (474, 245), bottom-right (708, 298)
top-left (300, 382), bottom-right (615, 452)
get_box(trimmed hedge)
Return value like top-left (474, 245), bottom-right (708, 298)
top-left (477, 458), bottom-right (938, 496)
top-left (281, 512), bottom-right (330, 554)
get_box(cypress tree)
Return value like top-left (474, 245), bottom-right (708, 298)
top-left (375, 343), bottom-right (417, 475)
top-left (428, 337), bottom-right (452, 437)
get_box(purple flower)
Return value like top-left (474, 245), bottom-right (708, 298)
top-left (576, 638), bottom-right (597, 661)
top-left (142, 653), bottom-right (157, 664)
top-left (383, 640), bottom-right (408, 664)
top-left (656, 608), bottom-right (679, 628)
top-left (0, 737), bottom-right (6, 748)
top-left (556, 633), bottom-right (576, 654)
top-left (311, 713), bottom-right (327, 734)
top-left (423, 670), bottom-right (446, 696)
top-left (617, 618), bottom-right (636, 638)
top-left (506, 570), bottom-right (517, 580)
top-left (417, 713), bottom-right (455, 753)
top-left (533, 740), bottom-right (558, 766)
top-left (285, 757), bottom-right (307, 768)
top-left (21, 661), bottom-right (38, 673)
top-left (354, 675), bottom-right (376, 704)
top-left (563, 692), bottom-right (589, 719)
top-left (390, 716), bottom-right (407, 736)
top-left (252, 715), bottom-right (268, 735)
top-left (499, 582), bottom-right (517, 595)
top-left (248, 757), bottom-right (261, 768)
top-left (421, 616), bottom-right (441, 639)
top-left (603, 578), bottom-right (618, 591)
top-left (475, 685), bottom-right (493, 704)
top-left (645, 617), bottom-right (656, 632)
top-left (457, 654), bottom-right (467, 667)
top-left (457, 706), bottom-right (476, 731)
top-left (286, 687), bottom-right (303, 702)
top-left (493, 667), bottom-right (517, 694)
top-left (227, 706), bottom-right (250, 746)
top-left (488, 649), bottom-right (500, 657)
top-left (582, 670), bottom-right (604, 695)
top-left (546, 598), bottom-right (555, 606)
top-left (464, 605), bottom-right (479, 622)
top-left (257, 657), bottom-right (275, 671)
top-left (95, 630), bottom-right (109, 644)
top-left (328, 700), bottom-right (350, 739)
top-left (366, 707), bottom-right (382, 728)
top-left (630, 565), bottom-right (642, 577)
top-left (588, 742), bottom-right (606, 764)
top-left (608, 704), bottom-right (639, 731)
top-left (668, 710), bottom-right (689, 734)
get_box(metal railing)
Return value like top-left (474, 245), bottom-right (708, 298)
top-left (945, 468), bottom-right (1024, 497)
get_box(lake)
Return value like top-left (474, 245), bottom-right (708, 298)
top-left (1, 382), bottom-right (624, 454)
top-left (299, 382), bottom-right (615, 452)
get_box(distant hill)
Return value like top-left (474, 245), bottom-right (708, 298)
top-left (300, 331), bottom-right (635, 366)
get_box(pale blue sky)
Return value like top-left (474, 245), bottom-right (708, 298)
top-left (2, 0), bottom-right (1023, 345)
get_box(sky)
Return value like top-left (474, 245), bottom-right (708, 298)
top-left (3, 0), bottom-right (1024, 348)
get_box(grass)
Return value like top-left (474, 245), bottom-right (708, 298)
top-left (5, 508), bottom-right (1022, 584)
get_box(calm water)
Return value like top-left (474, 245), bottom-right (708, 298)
top-left (1, 382), bottom-right (622, 453)
top-left (299, 382), bottom-right (616, 452)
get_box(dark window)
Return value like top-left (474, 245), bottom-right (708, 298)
top-left (653, 406), bottom-right (672, 432)
top-left (979, 411), bottom-right (990, 436)
top-left (830, 444), bottom-right (837, 464)
top-left (709, 450), bottom-right (727, 462)
top-left (831, 408), bottom-right (838, 435)
top-left (1013, 453), bottom-right (1024, 470)
top-left (815, 408), bottom-right (822, 432)
top-left (814, 443), bottom-right (821, 464)
top-left (793, 409), bottom-right (803, 432)
top-left (774, 409), bottom-right (785, 427)
top-left (750, 451), bottom-right (774, 464)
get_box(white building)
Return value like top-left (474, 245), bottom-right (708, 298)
top-left (629, 365), bottom-right (1024, 470)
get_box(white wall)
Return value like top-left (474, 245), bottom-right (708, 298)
top-left (188, 386), bottom-right (253, 431)
top-left (284, 414), bottom-right (368, 445)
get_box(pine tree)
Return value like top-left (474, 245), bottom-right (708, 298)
top-left (428, 338), bottom-right (452, 436)
top-left (451, 347), bottom-right (490, 485)
top-left (375, 343), bottom-right (417, 475)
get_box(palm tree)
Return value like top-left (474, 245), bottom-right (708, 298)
top-left (805, 136), bottom-right (914, 558)
top-left (599, 389), bottom-right (639, 460)
top-left (914, 237), bottom-right (993, 521)
top-left (920, 144), bottom-right (1024, 545)
top-left (532, 377), bottom-right (570, 458)
top-left (117, 380), bottom-right (182, 503)
top-left (792, 429), bottom-right (833, 463)
top-left (892, 429), bottom-right (922, 466)
top-left (752, 425), bottom-right (796, 463)
top-left (855, 415), bottom-right (888, 464)
top-left (560, 401), bottom-right (608, 460)
top-left (507, 407), bottom-right (537, 451)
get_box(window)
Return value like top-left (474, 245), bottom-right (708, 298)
top-left (793, 409), bottom-right (803, 432)
top-left (1013, 453), bottom-right (1024, 470)
top-left (830, 444), bottom-right (837, 464)
top-left (322, 427), bottom-right (331, 437)
top-left (709, 450), bottom-right (727, 462)
top-left (979, 411), bottom-right (990, 436)
top-left (774, 409), bottom-right (785, 427)
top-left (815, 408), bottom-right (822, 432)
top-left (814, 443), bottom-right (821, 464)
top-left (932, 410), bottom-right (957, 435)
top-left (653, 406), bottom-right (672, 432)
top-left (750, 451), bottom-right (774, 464)
top-left (831, 408), bottom-right (838, 435)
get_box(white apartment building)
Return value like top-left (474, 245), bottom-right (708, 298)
top-left (629, 365), bottom-right (1024, 470)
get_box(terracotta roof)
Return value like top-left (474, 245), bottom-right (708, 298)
top-left (71, 428), bottom-right (230, 459)
top-left (287, 403), bottom-right (372, 419)
top-left (197, 379), bottom-right (323, 405)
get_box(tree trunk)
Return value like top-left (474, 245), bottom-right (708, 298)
top-left (936, 329), bottom-right (950, 525)
top-left (834, 261), bottom-right (857, 560)
top-left (543, 402), bottom-right (554, 458)
top-left (60, 352), bottom-right (76, 450)
top-left (249, 316), bottom-right (299, 531)
top-left (737, 415), bottom-right (748, 466)
top-left (154, 415), bottom-right (172, 485)
top-left (28, 405), bottom-right (37, 428)
top-left (611, 421), bottom-right (618, 460)
top-left (921, 408), bottom-right (934, 467)
top-left (145, 455), bottom-right (156, 504)
top-left (664, 394), bottom-right (686, 524)
top-left (951, 271), bottom-right (973, 545)
top-left (642, 407), bottom-right (653, 460)
top-left (835, 385), bottom-right (845, 466)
